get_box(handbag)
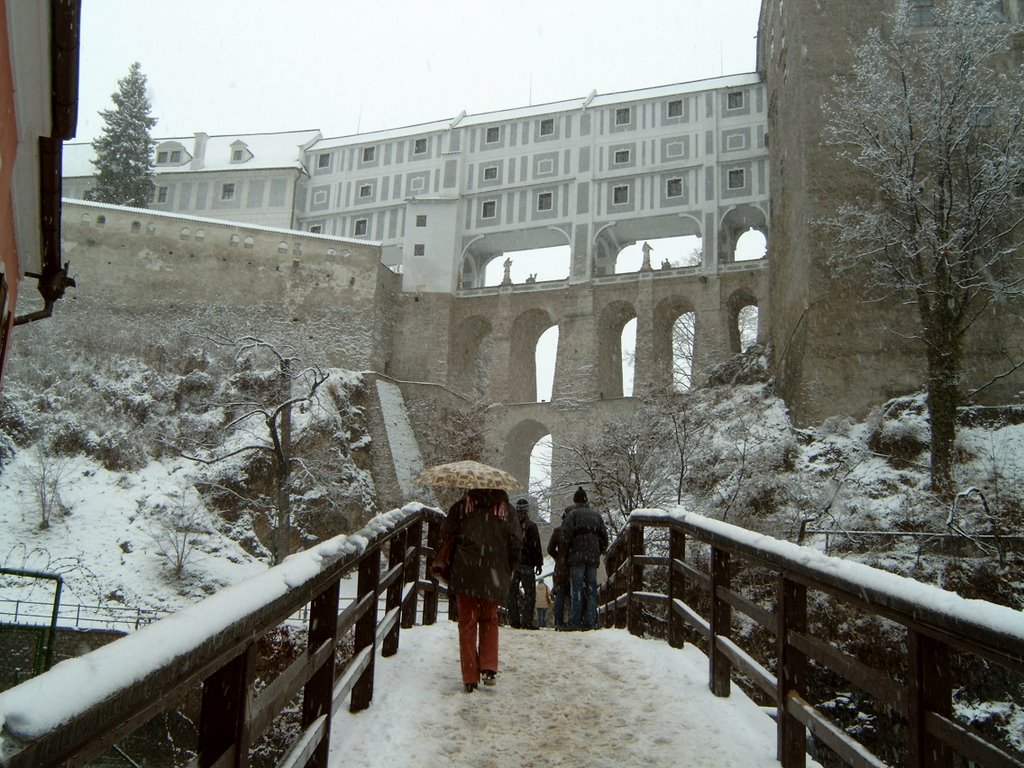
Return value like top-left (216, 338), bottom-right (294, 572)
top-left (431, 534), bottom-right (455, 584)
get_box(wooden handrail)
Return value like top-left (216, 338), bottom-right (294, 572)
top-left (0, 505), bottom-right (447, 768)
top-left (598, 510), bottom-right (1024, 768)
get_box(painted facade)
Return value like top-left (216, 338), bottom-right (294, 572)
top-left (62, 75), bottom-right (770, 296)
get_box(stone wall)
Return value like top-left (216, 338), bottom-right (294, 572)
top-left (56, 201), bottom-right (394, 372)
top-left (759, 0), bottom-right (1024, 424)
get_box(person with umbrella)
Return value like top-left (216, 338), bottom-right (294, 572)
top-left (416, 461), bottom-right (525, 692)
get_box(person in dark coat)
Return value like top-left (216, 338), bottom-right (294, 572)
top-left (441, 487), bottom-right (523, 692)
top-left (546, 523), bottom-right (570, 629)
top-left (561, 486), bottom-right (608, 630)
top-left (507, 498), bottom-right (543, 629)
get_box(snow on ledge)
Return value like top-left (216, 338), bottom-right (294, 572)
top-left (632, 508), bottom-right (1024, 643)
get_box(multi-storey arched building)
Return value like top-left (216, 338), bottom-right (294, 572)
top-left (59, 74), bottom-right (771, 511)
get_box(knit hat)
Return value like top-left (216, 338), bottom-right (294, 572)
top-left (515, 497), bottom-right (530, 509)
top-left (573, 486), bottom-right (587, 503)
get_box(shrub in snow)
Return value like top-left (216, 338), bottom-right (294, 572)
top-left (867, 395), bottom-right (930, 467)
top-left (94, 430), bottom-right (148, 472)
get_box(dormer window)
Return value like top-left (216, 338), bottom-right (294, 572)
top-left (155, 142), bottom-right (190, 166)
top-left (229, 141), bottom-right (251, 164)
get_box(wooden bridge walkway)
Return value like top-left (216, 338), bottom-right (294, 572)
top-left (328, 621), bottom-right (796, 768)
top-left (0, 506), bottom-right (1021, 768)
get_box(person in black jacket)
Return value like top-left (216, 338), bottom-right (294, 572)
top-left (561, 486), bottom-right (608, 630)
top-left (546, 524), bottom-right (570, 629)
top-left (507, 498), bottom-right (543, 628)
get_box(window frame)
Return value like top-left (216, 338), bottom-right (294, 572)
top-left (613, 148), bottom-right (631, 165)
top-left (539, 118), bottom-right (555, 136)
top-left (485, 126), bottom-right (500, 144)
top-left (481, 199), bottom-right (497, 219)
top-left (537, 191), bottom-right (554, 212)
top-left (612, 185), bottom-right (629, 205)
top-left (615, 107), bottom-right (632, 126)
top-left (667, 99), bottom-right (683, 118)
top-left (413, 243), bottom-right (425, 256)
top-left (415, 214), bottom-right (427, 227)
top-left (727, 168), bottom-right (746, 190)
top-left (156, 151), bottom-right (168, 164)
top-left (726, 91), bottom-right (745, 110)
top-left (362, 146), bottom-right (376, 163)
top-left (413, 137), bottom-right (428, 155)
top-left (666, 177), bottom-right (683, 198)
top-left (354, 218), bottom-right (368, 236)
top-left (358, 183), bottom-right (373, 199)
top-left (220, 183), bottom-right (236, 201)
top-left (483, 164), bottom-right (499, 181)
top-left (231, 148), bottom-right (244, 163)
top-left (156, 186), bottom-right (168, 204)
top-left (317, 153), bottom-right (331, 169)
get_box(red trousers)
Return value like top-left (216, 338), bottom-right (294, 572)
top-left (456, 594), bottom-right (500, 684)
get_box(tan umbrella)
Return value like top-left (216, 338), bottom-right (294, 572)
top-left (413, 460), bottom-right (523, 491)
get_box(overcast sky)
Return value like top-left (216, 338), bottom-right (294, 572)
top-left (75, 0), bottom-right (764, 143)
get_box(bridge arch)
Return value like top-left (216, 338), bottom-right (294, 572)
top-left (597, 299), bottom-right (637, 398)
top-left (653, 294), bottom-right (699, 392)
top-left (727, 287), bottom-right (760, 353)
top-left (501, 417), bottom-right (552, 505)
top-left (509, 307), bottom-right (557, 402)
top-left (718, 204), bottom-right (767, 263)
top-left (449, 314), bottom-right (493, 397)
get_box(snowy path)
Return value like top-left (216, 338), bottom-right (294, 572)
top-left (329, 621), bottom-right (808, 767)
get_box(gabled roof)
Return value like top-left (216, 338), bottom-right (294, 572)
top-left (63, 129), bottom-right (322, 177)
top-left (308, 72), bottom-right (763, 150)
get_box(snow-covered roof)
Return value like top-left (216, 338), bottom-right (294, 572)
top-left (310, 72), bottom-right (763, 149)
top-left (62, 129), bottom-right (323, 178)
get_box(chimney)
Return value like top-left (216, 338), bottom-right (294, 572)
top-left (191, 132), bottom-right (208, 169)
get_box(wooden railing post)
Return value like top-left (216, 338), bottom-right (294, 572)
top-left (382, 528), bottom-right (407, 657)
top-left (197, 643), bottom-right (256, 768)
top-left (777, 576), bottom-right (807, 768)
top-left (627, 524), bottom-right (645, 636)
top-left (709, 546), bottom-right (731, 697)
top-left (667, 525), bottom-right (685, 648)
top-left (351, 546), bottom-right (381, 712)
top-left (401, 518), bottom-right (424, 629)
top-left (907, 630), bottom-right (952, 768)
top-left (422, 517), bottom-right (441, 626)
top-left (301, 580), bottom-right (340, 768)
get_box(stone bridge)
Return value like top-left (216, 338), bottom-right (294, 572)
top-left (389, 259), bottom-right (768, 511)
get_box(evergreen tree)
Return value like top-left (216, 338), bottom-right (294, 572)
top-left (91, 62), bottom-right (156, 207)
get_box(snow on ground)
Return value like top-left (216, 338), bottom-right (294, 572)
top-left (329, 621), bottom-right (820, 768)
top-left (0, 450), bottom-right (266, 616)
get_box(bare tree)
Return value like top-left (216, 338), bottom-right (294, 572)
top-left (147, 487), bottom-right (206, 578)
top-left (554, 407), bottom-right (677, 534)
top-left (181, 336), bottom-right (330, 564)
top-left (823, 0), bottom-right (1024, 497)
top-left (19, 443), bottom-right (74, 529)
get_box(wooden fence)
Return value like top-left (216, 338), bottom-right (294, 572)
top-left (0, 505), bottom-right (446, 768)
top-left (598, 511), bottom-right (1024, 768)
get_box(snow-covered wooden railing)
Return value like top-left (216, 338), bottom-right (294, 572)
top-left (598, 510), bottom-right (1024, 768)
top-left (0, 504), bottom-right (447, 768)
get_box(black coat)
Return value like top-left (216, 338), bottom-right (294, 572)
top-left (519, 513), bottom-right (543, 570)
top-left (546, 525), bottom-right (569, 585)
top-left (442, 489), bottom-right (523, 603)
top-left (561, 503), bottom-right (608, 568)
